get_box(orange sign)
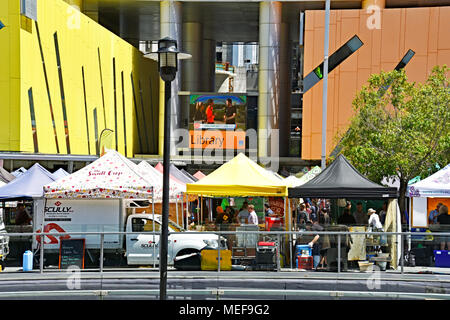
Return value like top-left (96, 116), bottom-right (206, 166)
top-left (189, 130), bottom-right (246, 149)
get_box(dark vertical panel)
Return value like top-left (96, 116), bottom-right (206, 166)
top-left (54, 32), bottom-right (71, 154)
top-left (130, 72), bottom-right (143, 154)
top-left (121, 71), bottom-right (128, 156)
top-left (27, 87), bottom-right (39, 153)
top-left (138, 79), bottom-right (150, 153)
top-left (93, 108), bottom-right (99, 155)
top-left (35, 21), bottom-right (60, 153)
top-left (82, 66), bottom-right (91, 155)
top-left (113, 57), bottom-right (118, 151)
top-left (97, 47), bottom-right (107, 129)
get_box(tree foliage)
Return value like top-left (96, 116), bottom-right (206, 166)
top-left (337, 65), bottom-right (449, 211)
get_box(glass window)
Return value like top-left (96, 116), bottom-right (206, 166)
top-left (132, 218), bottom-right (161, 232)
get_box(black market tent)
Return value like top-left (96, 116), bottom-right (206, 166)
top-left (288, 154), bottom-right (398, 199)
top-left (288, 154), bottom-right (401, 269)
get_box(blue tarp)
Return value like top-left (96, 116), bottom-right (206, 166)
top-left (0, 163), bottom-right (57, 200)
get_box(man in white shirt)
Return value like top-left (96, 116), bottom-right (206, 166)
top-left (247, 205), bottom-right (259, 225)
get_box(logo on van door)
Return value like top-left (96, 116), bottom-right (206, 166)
top-left (45, 201), bottom-right (74, 214)
top-left (141, 240), bottom-right (157, 248)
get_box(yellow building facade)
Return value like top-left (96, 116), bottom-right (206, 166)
top-left (0, 0), bottom-right (159, 157)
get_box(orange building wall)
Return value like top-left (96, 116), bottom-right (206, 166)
top-left (302, 6), bottom-right (450, 160)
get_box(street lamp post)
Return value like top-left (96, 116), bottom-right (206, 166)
top-left (145, 37), bottom-right (190, 300)
top-left (321, 0), bottom-right (330, 170)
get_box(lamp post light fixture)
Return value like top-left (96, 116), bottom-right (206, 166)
top-left (98, 128), bottom-right (114, 156)
top-left (144, 37), bottom-right (190, 301)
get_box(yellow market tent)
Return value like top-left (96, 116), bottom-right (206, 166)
top-left (186, 153), bottom-right (288, 197)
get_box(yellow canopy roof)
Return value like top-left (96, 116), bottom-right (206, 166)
top-left (186, 153), bottom-right (288, 197)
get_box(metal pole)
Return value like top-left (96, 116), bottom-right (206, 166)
top-left (288, 199), bottom-right (293, 270)
top-left (321, 0), bottom-right (330, 169)
top-left (176, 195), bottom-right (179, 226)
top-left (218, 232), bottom-right (221, 273)
top-left (277, 233), bottom-right (281, 272)
top-left (40, 198), bottom-right (46, 273)
top-left (337, 234), bottom-right (341, 273)
top-left (185, 194), bottom-right (188, 230)
top-left (100, 233), bottom-right (104, 273)
top-left (152, 188), bottom-right (156, 268)
top-left (160, 80), bottom-right (171, 300)
top-left (400, 233), bottom-right (404, 274)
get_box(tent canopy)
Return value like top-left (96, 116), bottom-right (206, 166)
top-left (154, 162), bottom-right (186, 185)
top-left (0, 167), bottom-right (16, 184)
top-left (11, 167), bottom-right (27, 177)
top-left (181, 169), bottom-right (198, 182)
top-left (44, 150), bottom-right (154, 199)
top-left (0, 163), bottom-right (57, 200)
top-left (193, 171), bottom-right (206, 180)
top-left (186, 153), bottom-right (288, 197)
top-left (407, 164), bottom-right (450, 198)
top-left (169, 164), bottom-right (195, 183)
top-left (136, 161), bottom-right (186, 202)
top-left (52, 168), bottom-right (70, 180)
top-left (285, 166), bottom-right (322, 188)
top-left (288, 154), bottom-right (398, 199)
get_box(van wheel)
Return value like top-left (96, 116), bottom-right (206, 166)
top-left (176, 249), bottom-right (200, 258)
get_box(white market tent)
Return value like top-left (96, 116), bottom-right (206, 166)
top-left (44, 150), bottom-right (154, 199)
top-left (407, 164), bottom-right (450, 228)
top-left (136, 161), bottom-right (186, 202)
top-left (52, 168), bottom-right (70, 180)
top-left (284, 166), bottom-right (322, 188)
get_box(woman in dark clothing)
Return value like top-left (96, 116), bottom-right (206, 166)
top-left (338, 208), bottom-right (356, 225)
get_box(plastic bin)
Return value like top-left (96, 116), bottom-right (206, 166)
top-left (295, 245), bottom-right (312, 256)
top-left (434, 250), bottom-right (450, 268)
top-left (265, 217), bottom-right (284, 231)
top-left (297, 256), bottom-right (313, 270)
top-left (295, 245), bottom-right (312, 268)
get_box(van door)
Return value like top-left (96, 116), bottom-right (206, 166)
top-left (126, 217), bottom-right (161, 265)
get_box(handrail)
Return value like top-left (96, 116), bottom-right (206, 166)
top-left (3, 229), bottom-right (449, 274)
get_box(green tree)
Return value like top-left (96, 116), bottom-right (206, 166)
top-left (337, 66), bottom-right (450, 218)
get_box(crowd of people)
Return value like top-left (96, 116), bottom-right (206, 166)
top-left (293, 199), bottom-right (389, 270)
top-left (214, 201), bottom-right (276, 226)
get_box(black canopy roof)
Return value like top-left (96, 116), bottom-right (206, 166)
top-left (288, 155), bottom-right (398, 199)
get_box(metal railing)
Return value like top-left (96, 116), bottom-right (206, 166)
top-left (2, 230), bottom-right (450, 274)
